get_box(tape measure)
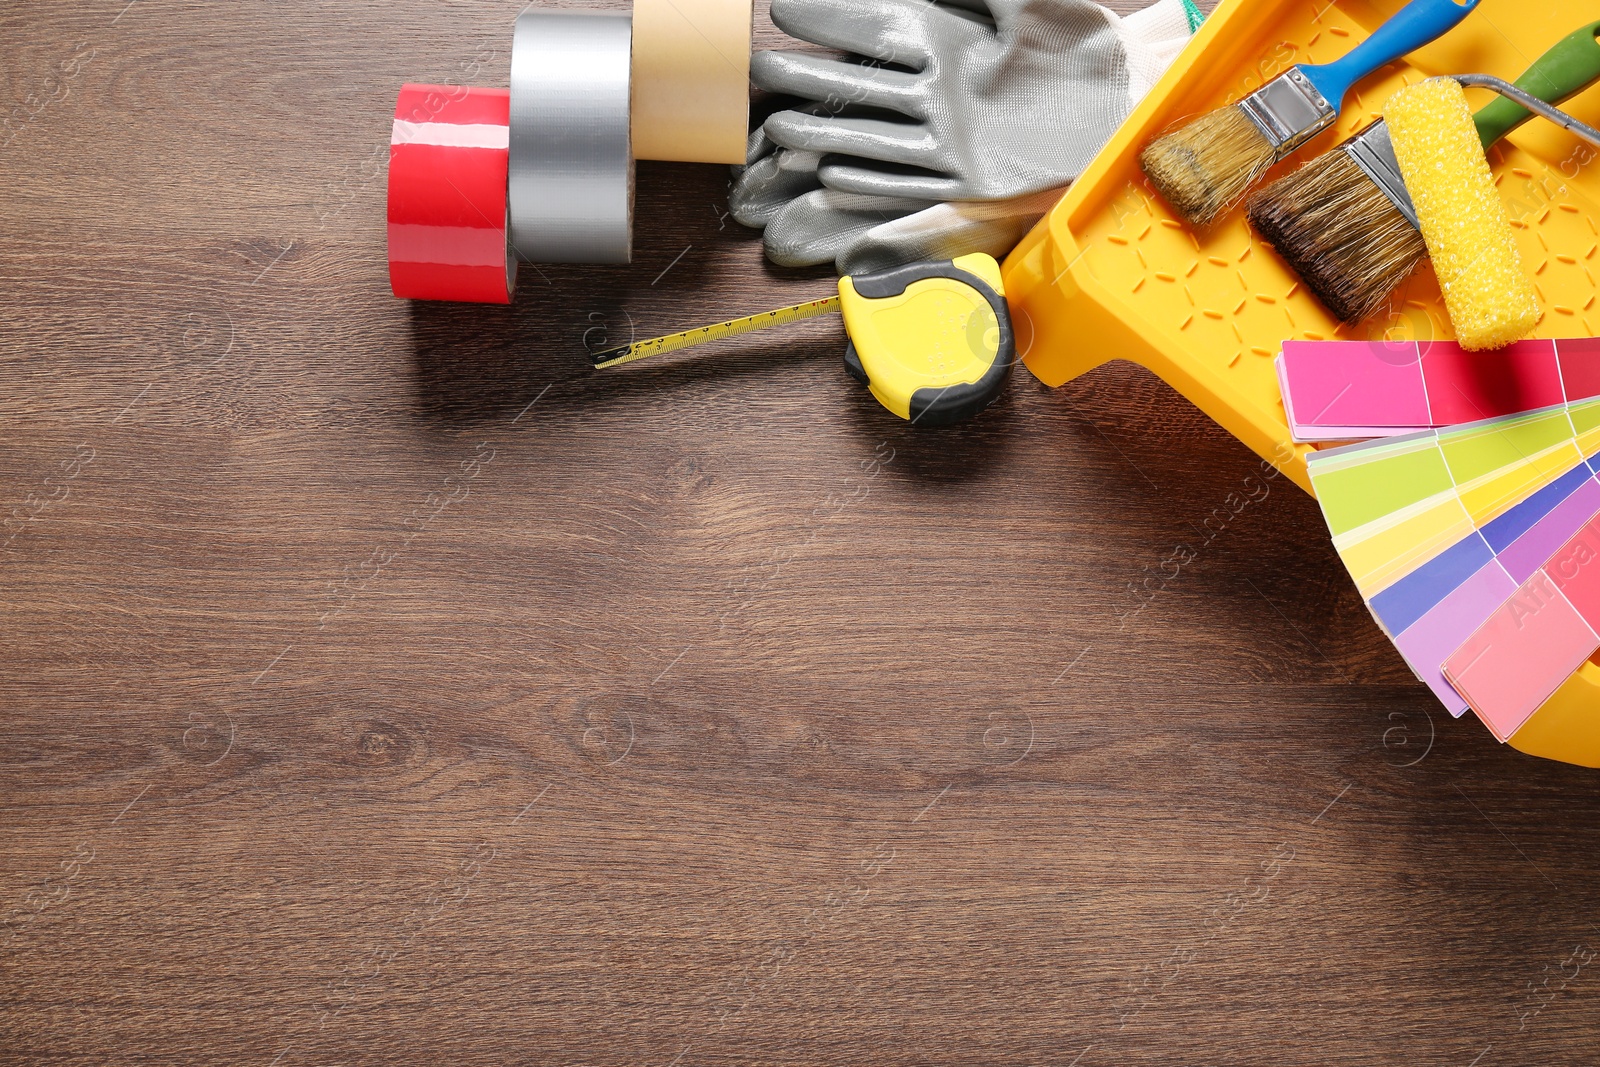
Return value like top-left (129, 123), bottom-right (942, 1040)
top-left (591, 253), bottom-right (1015, 427)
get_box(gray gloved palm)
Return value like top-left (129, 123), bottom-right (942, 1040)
top-left (734, 161), bottom-right (1062, 275)
top-left (731, 0), bottom-right (1199, 271)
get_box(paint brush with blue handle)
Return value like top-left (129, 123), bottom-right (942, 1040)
top-left (1141, 0), bottom-right (1483, 226)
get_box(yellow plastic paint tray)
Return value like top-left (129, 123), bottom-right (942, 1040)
top-left (1002, 0), bottom-right (1600, 767)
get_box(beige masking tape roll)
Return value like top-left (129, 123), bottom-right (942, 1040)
top-left (631, 0), bottom-right (753, 165)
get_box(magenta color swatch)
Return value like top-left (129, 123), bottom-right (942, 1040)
top-left (1279, 338), bottom-right (1600, 440)
top-left (1280, 341), bottom-right (1428, 428)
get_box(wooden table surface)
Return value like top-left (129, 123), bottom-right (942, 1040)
top-left (4, 1), bottom-right (1599, 1063)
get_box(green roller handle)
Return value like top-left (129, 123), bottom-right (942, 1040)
top-left (1475, 20), bottom-right (1600, 147)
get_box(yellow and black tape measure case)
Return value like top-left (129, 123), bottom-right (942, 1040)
top-left (838, 253), bottom-right (1015, 427)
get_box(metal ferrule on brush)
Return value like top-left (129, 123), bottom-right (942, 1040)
top-left (1341, 121), bottom-right (1420, 230)
top-left (1337, 78), bottom-right (1600, 239)
top-left (1238, 68), bottom-right (1336, 157)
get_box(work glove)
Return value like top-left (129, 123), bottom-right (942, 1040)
top-left (731, 0), bottom-right (1202, 273)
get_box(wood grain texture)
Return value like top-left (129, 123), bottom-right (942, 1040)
top-left (3, 1), bottom-right (1599, 1064)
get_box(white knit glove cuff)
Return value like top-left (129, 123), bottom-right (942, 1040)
top-left (1110, 0), bottom-right (1203, 104)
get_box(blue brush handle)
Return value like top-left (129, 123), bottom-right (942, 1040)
top-left (1299, 0), bottom-right (1482, 109)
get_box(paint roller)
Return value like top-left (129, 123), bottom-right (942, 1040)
top-left (1384, 76), bottom-right (1600, 351)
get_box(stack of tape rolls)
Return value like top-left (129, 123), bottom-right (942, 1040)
top-left (386, 0), bottom-right (754, 304)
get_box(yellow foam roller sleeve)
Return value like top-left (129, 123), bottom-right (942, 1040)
top-left (631, 0), bottom-right (753, 165)
top-left (1384, 77), bottom-right (1541, 352)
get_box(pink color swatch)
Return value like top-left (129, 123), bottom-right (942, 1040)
top-left (1278, 339), bottom-right (1598, 441)
top-left (1443, 512), bottom-right (1600, 739)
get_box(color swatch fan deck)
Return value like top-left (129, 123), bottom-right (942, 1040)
top-left (1307, 395), bottom-right (1600, 741)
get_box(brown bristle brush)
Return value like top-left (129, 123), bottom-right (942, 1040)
top-left (1248, 143), bottom-right (1427, 323)
top-left (1247, 20), bottom-right (1600, 324)
top-left (1140, 107), bottom-right (1280, 228)
top-left (1139, 0), bottom-right (1482, 226)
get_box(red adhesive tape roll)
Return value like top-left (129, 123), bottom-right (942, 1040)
top-left (387, 84), bottom-right (516, 304)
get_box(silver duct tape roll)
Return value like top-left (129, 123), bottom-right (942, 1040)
top-left (509, 10), bottom-right (635, 264)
